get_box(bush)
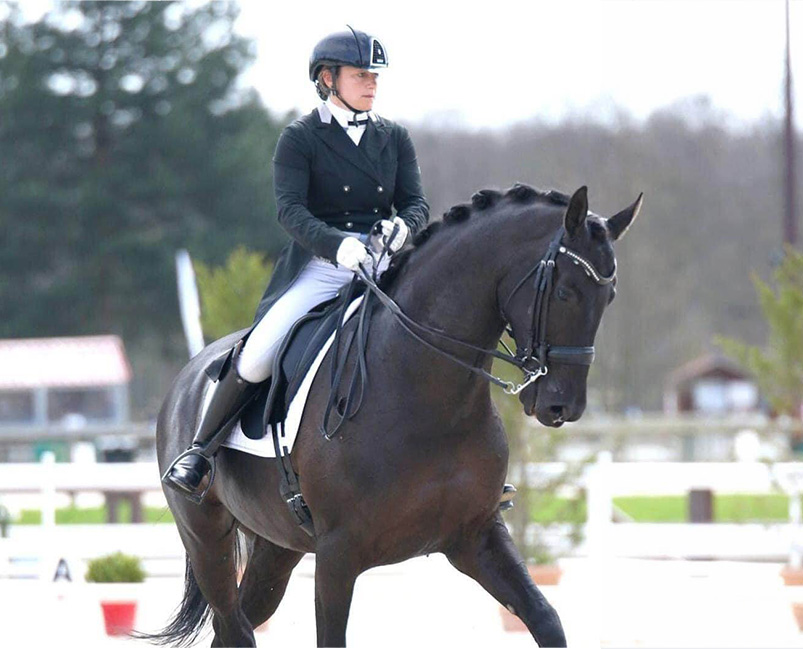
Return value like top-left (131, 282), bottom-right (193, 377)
top-left (85, 552), bottom-right (146, 583)
top-left (195, 247), bottom-right (274, 341)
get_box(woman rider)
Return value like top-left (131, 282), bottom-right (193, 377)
top-left (163, 27), bottom-right (430, 500)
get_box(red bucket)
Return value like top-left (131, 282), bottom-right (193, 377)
top-left (100, 601), bottom-right (137, 636)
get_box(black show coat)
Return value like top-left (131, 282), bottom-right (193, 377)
top-left (253, 104), bottom-right (430, 323)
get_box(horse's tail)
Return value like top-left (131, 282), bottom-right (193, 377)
top-left (129, 555), bottom-right (213, 646)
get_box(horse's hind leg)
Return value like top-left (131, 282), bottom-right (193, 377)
top-left (173, 500), bottom-right (255, 647)
top-left (237, 534), bottom-right (305, 629)
top-left (445, 515), bottom-right (567, 647)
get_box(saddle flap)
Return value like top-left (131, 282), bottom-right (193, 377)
top-left (239, 281), bottom-right (365, 440)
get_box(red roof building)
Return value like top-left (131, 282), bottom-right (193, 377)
top-left (0, 335), bottom-right (131, 427)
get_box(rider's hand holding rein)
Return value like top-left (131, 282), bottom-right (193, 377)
top-left (379, 217), bottom-right (408, 253)
top-left (336, 236), bottom-right (371, 271)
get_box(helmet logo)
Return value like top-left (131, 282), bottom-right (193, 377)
top-left (370, 39), bottom-right (387, 67)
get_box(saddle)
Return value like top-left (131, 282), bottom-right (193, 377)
top-left (238, 280), bottom-right (365, 441)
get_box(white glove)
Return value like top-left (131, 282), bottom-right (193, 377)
top-left (379, 217), bottom-right (409, 253)
top-left (336, 236), bottom-right (371, 271)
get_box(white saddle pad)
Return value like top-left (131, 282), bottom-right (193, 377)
top-left (220, 295), bottom-right (365, 457)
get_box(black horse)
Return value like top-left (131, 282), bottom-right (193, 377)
top-left (147, 184), bottom-right (641, 647)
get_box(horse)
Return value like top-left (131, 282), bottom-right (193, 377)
top-left (146, 183), bottom-right (641, 647)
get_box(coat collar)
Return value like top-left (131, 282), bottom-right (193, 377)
top-left (313, 104), bottom-right (390, 185)
top-left (324, 99), bottom-right (377, 128)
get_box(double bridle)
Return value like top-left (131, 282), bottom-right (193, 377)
top-left (359, 226), bottom-right (616, 396)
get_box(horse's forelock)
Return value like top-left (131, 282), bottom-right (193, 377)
top-left (582, 215), bottom-right (617, 277)
top-left (587, 216), bottom-right (608, 243)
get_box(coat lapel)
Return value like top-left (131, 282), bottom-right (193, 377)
top-left (360, 118), bottom-right (391, 173)
top-left (312, 105), bottom-right (389, 185)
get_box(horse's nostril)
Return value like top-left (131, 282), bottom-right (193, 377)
top-left (549, 405), bottom-right (564, 416)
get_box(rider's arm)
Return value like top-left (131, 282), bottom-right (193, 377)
top-left (392, 125), bottom-right (429, 239)
top-left (273, 125), bottom-right (345, 262)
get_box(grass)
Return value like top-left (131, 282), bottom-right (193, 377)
top-left (614, 494), bottom-right (790, 523)
top-left (529, 493), bottom-right (587, 524)
top-left (9, 494), bottom-right (792, 525)
top-left (14, 504), bottom-right (175, 525)
top-left (528, 493), bottom-right (791, 523)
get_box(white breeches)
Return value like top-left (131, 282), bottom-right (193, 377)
top-left (236, 235), bottom-right (389, 383)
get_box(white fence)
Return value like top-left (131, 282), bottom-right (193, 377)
top-left (1, 454), bottom-right (803, 578)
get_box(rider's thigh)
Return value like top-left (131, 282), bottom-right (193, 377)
top-left (237, 260), bottom-right (354, 382)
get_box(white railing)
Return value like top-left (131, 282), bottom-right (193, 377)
top-left (512, 455), bottom-right (803, 562)
top-left (2, 454), bottom-right (803, 577)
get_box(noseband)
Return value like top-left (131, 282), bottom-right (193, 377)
top-left (356, 226), bottom-right (616, 397)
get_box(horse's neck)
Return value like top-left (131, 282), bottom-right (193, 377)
top-left (390, 226), bottom-right (507, 352)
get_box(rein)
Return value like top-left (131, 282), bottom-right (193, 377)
top-left (320, 223), bottom-right (615, 439)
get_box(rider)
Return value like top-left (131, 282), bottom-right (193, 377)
top-left (162, 26), bottom-right (430, 500)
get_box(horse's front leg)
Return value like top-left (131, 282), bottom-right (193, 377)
top-left (445, 514), bottom-right (567, 647)
top-left (314, 535), bottom-right (359, 647)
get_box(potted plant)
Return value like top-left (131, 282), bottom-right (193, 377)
top-left (85, 551), bottom-right (146, 636)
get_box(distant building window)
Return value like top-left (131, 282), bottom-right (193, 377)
top-left (0, 391), bottom-right (34, 423)
top-left (692, 379), bottom-right (758, 414)
top-left (48, 388), bottom-right (115, 423)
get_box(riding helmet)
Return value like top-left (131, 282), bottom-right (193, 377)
top-left (309, 26), bottom-right (389, 83)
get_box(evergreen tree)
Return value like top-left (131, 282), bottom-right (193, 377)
top-left (194, 246), bottom-right (273, 341)
top-left (717, 247), bottom-right (803, 418)
top-left (0, 1), bottom-right (286, 344)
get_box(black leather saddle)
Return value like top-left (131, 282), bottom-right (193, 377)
top-left (238, 281), bottom-right (365, 440)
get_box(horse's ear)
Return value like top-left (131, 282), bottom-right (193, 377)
top-left (607, 192), bottom-right (643, 241)
top-left (563, 186), bottom-right (589, 238)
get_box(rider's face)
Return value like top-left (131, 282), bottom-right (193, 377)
top-left (325, 66), bottom-right (378, 113)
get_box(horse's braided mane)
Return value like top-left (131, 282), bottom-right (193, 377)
top-left (378, 183), bottom-right (570, 290)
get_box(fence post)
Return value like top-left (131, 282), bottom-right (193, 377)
top-left (790, 486), bottom-right (802, 570)
top-left (40, 451), bottom-right (56, 529)
top-left (40, 451), bottom-right (57, 580)
top-left (586, 450), bottom-right (613, 559)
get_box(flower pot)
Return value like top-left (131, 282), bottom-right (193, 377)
top-left (100, 600), bottom-right (137, 636)
top-left (792, 603), bottom-right (803, 632)
top-left (781, 567), bottom-right (803, 586)
top-left (527, 563), bottom-right (563, 586)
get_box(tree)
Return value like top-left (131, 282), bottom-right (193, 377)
top-left (194, 247), bottom-right (273, 341)
top-left (716, 246), bottom-right (803, 418)
top-left (0, 1), bottom-right (286, 343)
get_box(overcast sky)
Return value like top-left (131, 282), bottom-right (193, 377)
top-left (15, 0), bottom-right (803, 130)
top-left (235, 0), bottom-right (802, 130)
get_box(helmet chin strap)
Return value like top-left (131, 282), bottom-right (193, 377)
top-left (331, 90), bottom-right (366, 116)
top-left (329, 74), bottom-right (367, 116)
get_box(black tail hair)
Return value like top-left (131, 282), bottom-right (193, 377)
top-left (131, 528), bottom-right (248, 646)
top-left (129, 555), bottom-right (213, 647)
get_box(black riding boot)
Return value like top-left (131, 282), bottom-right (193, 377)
top-left (162, 360), bottom-right (256, 503)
